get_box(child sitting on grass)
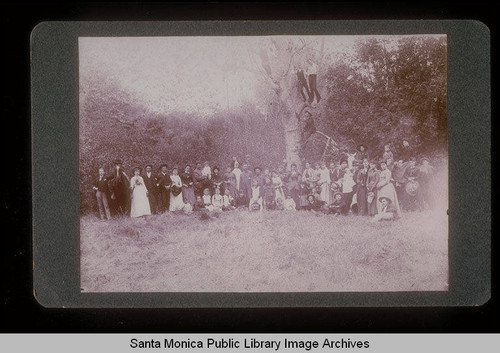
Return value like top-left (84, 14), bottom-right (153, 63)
top-left (194, 196), bottom-right (205, 212)
top-left (303, 194), bottom-right (325, 212)
top-left (211, 187), bottom-right (224, 212)
top-left (248, 179), bottom-right (263, 212)
top-left (283, 193), bottom-right (297, 211)
top-left (326, 192), bottom-right (345, 216)
top-left (370, 196), bottom-right (397, 223)
top-left (202, 188), bottom-right (214, 211)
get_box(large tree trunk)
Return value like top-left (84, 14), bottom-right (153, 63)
top-left (279, 90), bottom-right (306, 170)
top-left (282, 110), bottom-right (302, 169)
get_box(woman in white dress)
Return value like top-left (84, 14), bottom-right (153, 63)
top-left (169, 167), bottom-right (186, 212)
top-left (376, 161), bottom-right (401, 218)
top-left (130, 167), bottom-right (151, 218)
top-left (317, 161), bottom-right (331, 204)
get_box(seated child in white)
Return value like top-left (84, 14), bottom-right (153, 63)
top-left (211, 187), bottom-right (224, 212)
top-left (248, 179), bottom-right (263, 212)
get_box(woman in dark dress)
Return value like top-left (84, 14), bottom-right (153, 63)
top-left (286, 163), bottom-right (302, 208)
top-left (180, 165), bottom-right (196, 206)
top-left (211, 166), bottom-right (224, 195)
top-left (366, 160), bottom-right (380, 216)
top-left (356, 158), bottom-right (369, 216)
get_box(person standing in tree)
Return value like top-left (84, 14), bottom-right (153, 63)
top-left (296, 63), bottom-right (311, 102)
top-left (306, 58), bottom-right (321, 103)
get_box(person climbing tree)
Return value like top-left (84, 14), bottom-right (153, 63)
top-left (296, 64), bottom-right (311, 102)
top-left (300, 110), bottom-right (316, 143)
top-left (306, 58), bottom-right (321, 103)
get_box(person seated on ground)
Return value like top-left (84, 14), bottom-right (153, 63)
top-left (262, 177), bottom-right (276, 210)
top-left (326, 192), bottom-right (345, 216)
top-left (202, 188), bottom-right (213, 211)
top-left (283, 193), bottom-right (297, 211)
top-left (370, 196), bottom-right (398, 223)
top-left (248, 179), bottom-right (263, 212)
top-left (193, 195), bottom-right (205, 212)
top-left (303, 194), bottom-right (325, 212)
top-left (275, 196), bottom-right (285, 211)
top-left (211, 187), bottom-right (224, 213)
top-left (222, 192), bottom-right (235, 211)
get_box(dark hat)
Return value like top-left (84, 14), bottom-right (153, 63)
top-left (160, 164), bottom-right (168, 169)
top-left (357, 144), bottom-right (367, 151)
top-left (113, 159), bottom-right (123, 165)
top-left (145, 164), bottom-right (153, 169)
top-left (333, 191), bottom-right (343, 199)
top-left (307, 194), bottom-right (316, 200)
top-left (378, 196), bottom-right (392, 204)
top-left (213, 166), bottom-right (220, 172)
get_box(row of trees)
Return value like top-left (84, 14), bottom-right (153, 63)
top-left (80, 36), bottom-right (447, 213)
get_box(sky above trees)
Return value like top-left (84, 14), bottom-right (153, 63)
top-left (79, 35), bottom-right (444, 116)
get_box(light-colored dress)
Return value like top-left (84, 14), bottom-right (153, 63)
top-left (211, 194), bottom-right (224, 212)
top-left (130, 176), bottom-right (151, 218)
top-left (272, 176), bottom-right (285, 202)
top-left (232, 167), bottom-right (242, 191)
top-left (169, 174), bottom-right (186, 212)
top-left (317, 167), bottom-right (331, 203)
top-left (376, 169), bottom-right (401, 218)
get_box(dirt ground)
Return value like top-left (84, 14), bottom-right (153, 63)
top-left (80, 208), bottom-right (448, 293)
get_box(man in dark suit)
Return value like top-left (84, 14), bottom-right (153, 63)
top-left (108, 159), bottom-right (130, 216)
top-left (143, 164), bottom-right (158, 214)
top-left (93, 167), bottom-right (111, 220)
top-left (156, 164), bottom-right (171, 212)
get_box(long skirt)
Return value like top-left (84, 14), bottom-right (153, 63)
top-left (357, 186), bottom-right (368, 216)
top-left (169, 191), bottom-right (186, 212)
top-left (368, 189), bottom-right (378, 216)
top-left (130, 186), bottom-right (151, 218)
top-left (377, 182), bottom-right (402, 218)
top-left (319, 182), bottom-right (330, 204)
top-left (182, 186), bottom-right (196, 205)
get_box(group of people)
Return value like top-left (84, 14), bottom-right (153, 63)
top-left (91, 141), bottom-right (437, 223)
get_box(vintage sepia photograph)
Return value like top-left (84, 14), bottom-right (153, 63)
top-left (79, 35), bottom-right (448, 293)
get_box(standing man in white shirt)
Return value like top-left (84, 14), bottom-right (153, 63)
top-left (306, 59), bottom-right (321, 104)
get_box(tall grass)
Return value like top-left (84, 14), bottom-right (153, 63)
top-left (80, 207), bottom-right (448, 292)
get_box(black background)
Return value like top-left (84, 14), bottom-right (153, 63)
top-left (1, 1), bottom-right (498, 333)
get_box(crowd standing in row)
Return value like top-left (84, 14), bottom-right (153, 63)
top-left (92, 142), bottom-right (437, 223)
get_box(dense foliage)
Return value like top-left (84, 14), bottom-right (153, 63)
top-left (80, 37), bottom-right (447, 213)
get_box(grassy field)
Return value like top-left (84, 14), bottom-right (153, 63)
top-left (80, 207), bottom-right (448, 293)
